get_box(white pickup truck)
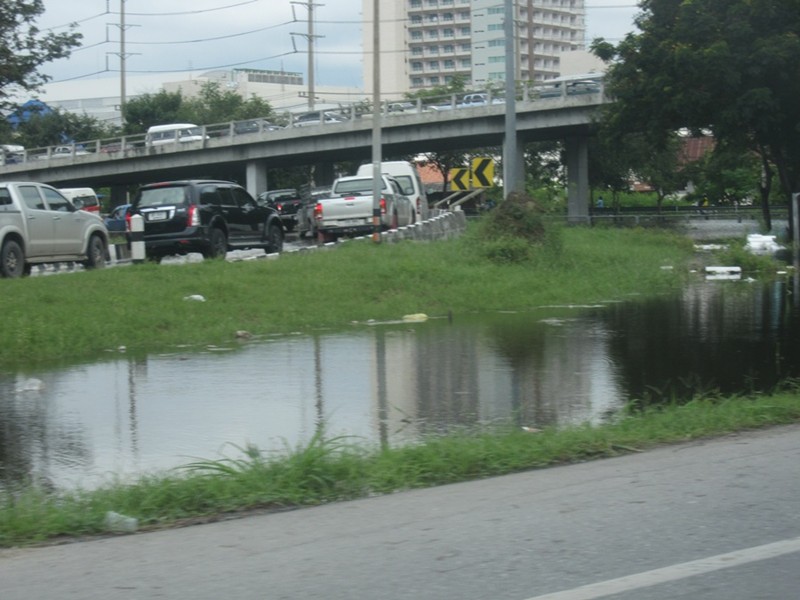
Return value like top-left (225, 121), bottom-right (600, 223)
top-left (0, 181), bottom-right (109, 277)
top-left (312, 175), bottom-right (416, 241)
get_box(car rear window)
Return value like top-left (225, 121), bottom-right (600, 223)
top-left (138, 186), bottom-right (188, 207)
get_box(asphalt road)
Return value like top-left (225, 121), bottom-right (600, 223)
top-left (2, 425), bottom-right (799, 600)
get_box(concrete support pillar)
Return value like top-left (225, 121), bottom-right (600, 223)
top-left (245, 161), bottom-right (268, 198)
top-left (565, 136), bottom-right (590, 223)
top-left (109, 185), bottom-right (128, 209)
top-left (313, 162), bottom-right (336, 187)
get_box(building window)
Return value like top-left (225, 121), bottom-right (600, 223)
top-left (460, 27), bottom-right (470, 35)
top-left (411, 62), bottom-right (423, 72)
top-left (443, 44), bottom-right (455, 53)
top-left (411, 15), bottom-right (422, 24)
top-left (411, 31), bottom-right (422, 40)
top-left (428, 61), bottom-right (440, 70)
top-left (443, 28), bottom-right (454, 38)
top-left (429, 76), bottom-right (440, 85)
top-left (444, 59), bottom-right (455, 69)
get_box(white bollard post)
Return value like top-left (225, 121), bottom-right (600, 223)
top-left (130, 214), bottom-right (145, 263)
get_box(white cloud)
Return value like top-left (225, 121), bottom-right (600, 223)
top-left (37, 0), bottom-right (639, 88)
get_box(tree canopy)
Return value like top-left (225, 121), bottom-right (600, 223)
top-left (594, 0), bottom-right (800, 211)
top-left (0, 0), bottom-right (81, 111)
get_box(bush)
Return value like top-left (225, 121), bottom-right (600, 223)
top-left (474, 192), bottom-right (561, 264)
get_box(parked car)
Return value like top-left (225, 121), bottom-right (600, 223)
top-left (256, 189), bottom-right (303, 232)
top-left (104, 203), bottom-right (131, 232)
top-left (128, 180), bottom-right (284, 261)
top-left (0, 181), bottom-right (108, 277)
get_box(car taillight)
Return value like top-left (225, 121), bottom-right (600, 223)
top-left (125, 212), bottom-right (131, 231)
top-left (188, 204), bottom-right (200, 226)
top-left (380, 198), bottom-right (387, 215)
top-left (276, 202), bottom-right (284, 212)
top-left (313, 202), bottom-right (323, 222)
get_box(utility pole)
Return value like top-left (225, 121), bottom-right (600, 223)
top-left (503, 0), bottom-right (523, 197)
top-left (291, 2), bottom-right (324, 111)
top-left (107, 0), bottom-right (138, 124)
top-left (370, 0), bottom-right (382, 243)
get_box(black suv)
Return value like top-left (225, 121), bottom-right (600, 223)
top-left (129, 180), bottom-right (284, 261)
top-left (256, 189), bottom-right (303, 232)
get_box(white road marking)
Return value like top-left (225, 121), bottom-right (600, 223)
top-left (523, 536), bottom-right (800, 600)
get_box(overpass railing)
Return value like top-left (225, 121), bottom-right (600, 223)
top-left (2, 76), bottom-right (606, 168)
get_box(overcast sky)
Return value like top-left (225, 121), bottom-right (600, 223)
top-left (36, 0), bottom-right (640, 87)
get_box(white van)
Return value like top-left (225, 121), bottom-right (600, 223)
top-left (145, 123), bottom-right (206, 147)
top-left (59, 187), bottom-right (101, 214)
top-left (356, 161), bottom-right (429, 222)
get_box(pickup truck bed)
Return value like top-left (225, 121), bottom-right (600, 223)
top-left (313, 175), bottom-right (415, 241)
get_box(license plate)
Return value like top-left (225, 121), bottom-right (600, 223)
top-left (339, 219), bottom-right (365, 227)
top-left (147, 211), bottom-right (168, 221)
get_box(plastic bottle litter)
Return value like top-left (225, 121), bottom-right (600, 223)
top-left (104, 511), bottom-right (139, 533)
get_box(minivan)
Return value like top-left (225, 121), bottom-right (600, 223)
top-left (59, 187), bottom-right (101, 214)
top-left (356, 161), bottom-right (429, 222)
top-left (145, 123), bottom-right (206, 147)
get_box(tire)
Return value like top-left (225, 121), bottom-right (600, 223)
top-left (265, 221), bottom-right (284, 253)
top-left (1, 240), bottom-right (25, 278)
top-left (83, 235), bottom-right (107, 270)
top-left (205, 228), bottom-right (227, 259)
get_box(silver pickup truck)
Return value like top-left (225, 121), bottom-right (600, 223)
top-left (312, 175), bottom-right (415, 242)
top-left (0, 181), bottom-right (109, 277)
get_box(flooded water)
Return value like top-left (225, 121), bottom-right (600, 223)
top-left (2, 276), bottom-right (799, 492)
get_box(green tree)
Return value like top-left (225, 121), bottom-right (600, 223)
top-left (12, 109), bottom-right (117, 148)
top-left (0, 0), bottom-right (81, 111)
top-left (179, 81), bottom-right (274, 125)
top-left (121, 90), bottom-right (184, 135)
top-left (593, 0), bottom-right (800, 231)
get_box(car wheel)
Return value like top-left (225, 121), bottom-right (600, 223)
top-left (206, 228), bottom-right (227, 259)
top-left (265, 222), bottom-right (284, 253)
top-left (1, 240), bottom-right (25, 278)
top-left (83, 235), bottom-right (107, 270)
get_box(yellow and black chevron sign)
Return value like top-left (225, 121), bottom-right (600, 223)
top-left (471, 157), bottom-right (494, 188)
top-left (448, 159), bottom-right (495, 191)
top-left (449, 167), bottom-right (470, 191)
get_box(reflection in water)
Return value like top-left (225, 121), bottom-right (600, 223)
top-left (1, 278), bottom-right (798, 492)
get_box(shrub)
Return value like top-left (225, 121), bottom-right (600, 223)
top-left (474, 191), bottom-right (561, 264)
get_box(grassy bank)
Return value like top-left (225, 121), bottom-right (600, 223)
top-left (6, 223), bottom-right (798, 548)
top-left (0, 226), bottom-right (691, 370)
top-left (2, 390), bottom-right (800, 548)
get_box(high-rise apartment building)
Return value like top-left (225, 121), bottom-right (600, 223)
top-left (363, 0), bottom-right (586, 97)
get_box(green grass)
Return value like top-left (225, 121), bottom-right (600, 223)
top-left (0, 225), bottom-right (692, 370)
